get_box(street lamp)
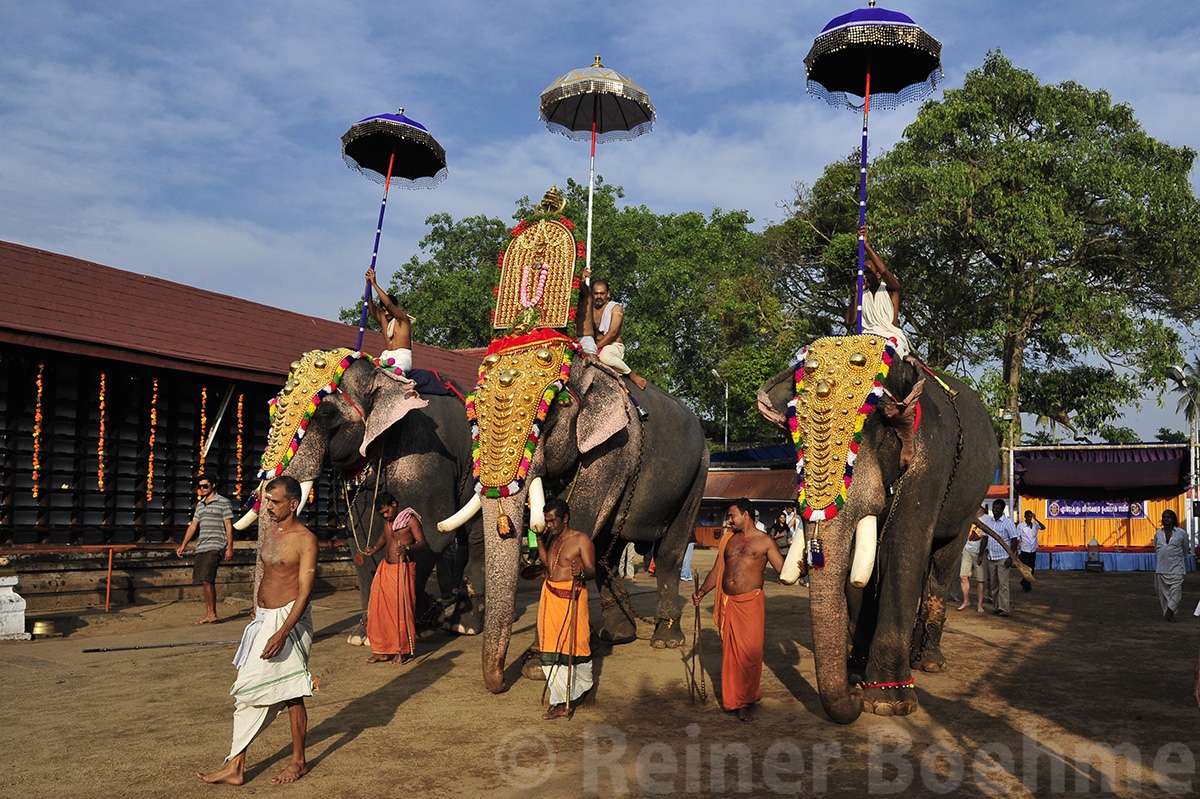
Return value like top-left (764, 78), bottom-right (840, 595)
top-left (712, 368), bottom-right (729, 453)
top-left (1167, 365), bottom-right (1197, 541)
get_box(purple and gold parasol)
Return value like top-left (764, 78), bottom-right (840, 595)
top-left (804, 1), bottom-right (941, 334)
top-left (539, 56), bottom-right (655, 275)
top-left (342, 108), bottom-right (448, 349)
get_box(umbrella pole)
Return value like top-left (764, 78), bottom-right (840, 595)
top-left (357, 152), bottom-right (396, 351)
top-left (585, 95), bottom-right (597, 275)
top-left (855, 68), bottom-right (871, 335)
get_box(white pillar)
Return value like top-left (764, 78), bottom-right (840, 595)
top-left (0, 575), bottom-right (31, 640)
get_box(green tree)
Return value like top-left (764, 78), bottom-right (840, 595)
top-left (1167, 356), bottom-right (1200, 437)
top-left (1097, 425), bottom-right (1139, 444)
top-left (1156, 427), bottom-right (1188, 443)
top-left (871, 51), bottom-right (1200, 440)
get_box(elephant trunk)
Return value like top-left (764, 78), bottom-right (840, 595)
top-left (807, 521), bottom-right (863, 724)
top-left (480, 492), bottom-right (523, 694)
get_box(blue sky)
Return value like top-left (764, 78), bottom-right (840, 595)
top-left (2, 1), bottom-right (1198, 437)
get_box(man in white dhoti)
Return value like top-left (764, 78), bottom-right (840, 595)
top-left (1155, 509), bottom-right (1190, 622)
top-left (576, 267), bottom-right (648, 390)
top-left (844, 226), bottom-right (911, 357)
top-left (198, 476), bottom-right (318, 785)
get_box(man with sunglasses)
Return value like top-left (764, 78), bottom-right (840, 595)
top-left (176, 474), bottom-right (235, 624)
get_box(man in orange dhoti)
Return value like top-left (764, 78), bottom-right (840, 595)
top-left (362, 493), bottom-right (427, 663)
top-left (535, 498), bottom-right (597, 720)
top-left (693, 498), bottom-right (790, 722)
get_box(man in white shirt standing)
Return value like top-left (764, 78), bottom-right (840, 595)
top-left (1155, 509), bottom-right (1190, 622)
top-left (979, 500), bottom-right (1019, 617)
top-left (1016, 509), bottom-right (1045, 593)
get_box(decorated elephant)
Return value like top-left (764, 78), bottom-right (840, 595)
top-left (758, 334), bottom-right (997, 722)
top-left (236, 349), bottom-right (483, 638)
top-left (439, 333), bottom-right (709, 694)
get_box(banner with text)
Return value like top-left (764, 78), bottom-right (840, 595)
top-left (1045, 499), bottom-right (1146, 519)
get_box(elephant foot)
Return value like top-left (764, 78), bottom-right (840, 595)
top-left (598, 628), bottom-right (637, 645)
top-left (862, 685), bottom-right (919, 716)
top-left (911, 646), bottom-right (946, 673)
top-left (346, 623), bottom-right (367, 646)
top-left (650, 617), bottom-right (685, 649)
top-left (521, 646), bottom-right (545, 681)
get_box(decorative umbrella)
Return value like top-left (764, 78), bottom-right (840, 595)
top-left (342, 108), bottom-right (448, 350)
top-left (804, 1), bottom-right (941, 334)
top-left (539, 55), bottom-right (655, 274)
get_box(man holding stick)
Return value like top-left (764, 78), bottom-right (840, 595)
top-left (693, 498), bottom-right (788, 722)
top-left (535, 498), bottom-right (596, 720)
top-left (198, 476), bottom-right (317, 785)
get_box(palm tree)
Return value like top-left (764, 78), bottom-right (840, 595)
top-left (1167, 357), bottom-right (1200, 435)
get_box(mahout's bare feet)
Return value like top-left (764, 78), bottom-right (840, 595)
top-left (736, 706), bottom-right (753, 722)
top-left (955, 603), bottom-right (968, 611)
top-left (196, 615), bottom-right (218, 625)
top-left (197, 762), bottom-right (243, 785)
top-left (365, 653), bottom-right (395, 663)
top-left (271, 760), bottom-right (308, 784)
top-left (542, 703), bottom-right (570, 720)
top-left (576, 688), bottom-right (596, 708)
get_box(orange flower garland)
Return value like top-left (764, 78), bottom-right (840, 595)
top-left (98, 372), bottom-right (106, 491)
top-left (147, 378), bottom-right (158, 502)
top-left (32, 362), bottom-right (44, 498)
top-left (235, 393), bottom-right (244, 498)
top-left (198, 386), bottom-right (208, 470)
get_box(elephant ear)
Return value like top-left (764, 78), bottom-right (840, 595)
top-left (360, 368), bottom-right (429, 456)
top-left (757, 367), bottom-right (795, 430)
top-left (576, 365), bottom-right (632, 454)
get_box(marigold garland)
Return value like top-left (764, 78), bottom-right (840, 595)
top-left (147, 377), bottom-right (158, 502)
top-left (31, 362), bottom-right (44, 498)
top-left (198, 386), bottom-right (208, 470)
top-left (97, 372), bottom-right (106, 491)
top-left (236, 393), bottom-right (244, 499)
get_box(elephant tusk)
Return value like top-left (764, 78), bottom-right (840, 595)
top-left (528, 477), bottom-right (546, 533)
top-left (295, 480), bottom-right (315, 517)
top-left (438, 493), bottom-right (482, 532)
top-left (849, 515), bottom-right (877, 589)
top-left (780, 533), bottom-right (808, 585)
top-left (233, 509), bottom-right (258, 531)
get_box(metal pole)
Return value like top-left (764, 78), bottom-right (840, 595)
top-left (723, 382), bottom-right (729, 453)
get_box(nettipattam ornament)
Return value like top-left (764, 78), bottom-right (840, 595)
top-left (259, 349), bottom-right (365, 480)
top-left (787, 334), bottom-right (897, 521)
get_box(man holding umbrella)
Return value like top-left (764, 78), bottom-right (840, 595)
top-left (365, 267), bottom-right (413, 372)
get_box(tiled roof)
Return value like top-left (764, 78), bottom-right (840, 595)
top-left (0, 240), bottom-right (481, 388)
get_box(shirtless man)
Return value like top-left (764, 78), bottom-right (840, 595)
top-left (198, 475), bottom-right (317, 785)
top-left (535, 498), bottom-right (597, 720)
top-left (365, 267), bottom-right (414, 372)
top-left (362, 493), bottom-right (427, 663)
top-left (576, 267), bottom-right (647, 390)
top-left (692, 498), bottom-right (788, 721)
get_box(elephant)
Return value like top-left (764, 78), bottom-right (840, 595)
top-left (439, 342), bottom-right (709, 695)
top-left (758, 334), bottom-right (998, 722)
top-left (235, 349), bottom-right (483, 638)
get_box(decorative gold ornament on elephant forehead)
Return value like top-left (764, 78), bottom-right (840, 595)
top-left (474, 343), bottom-right (569, 489)
top-left (793, 335), bottom-right (893, 519)
top-left (259, 348), bottom-right (362, 479)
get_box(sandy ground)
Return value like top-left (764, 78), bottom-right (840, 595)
top-left (2, 549), bottom-right (1199, 798)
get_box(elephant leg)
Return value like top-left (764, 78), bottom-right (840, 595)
top-left (910, 535), bottom-right (961, 673)
top-left (445, 516), bottom-right (485, 636)
top-left (349, 553), bottom-right (380, 646)
top-left (861, 514), bottom-right (935, 717)
top-left (596, 539), bottom-right (638, 644)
